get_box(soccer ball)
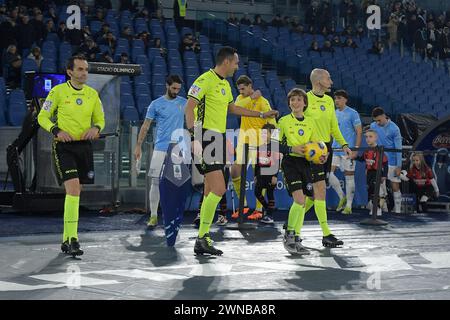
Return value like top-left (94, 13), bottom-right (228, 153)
top-left (304, 142), bottom-right (328, 164)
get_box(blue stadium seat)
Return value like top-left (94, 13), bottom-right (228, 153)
top-left (136, 95), bottom-right (151, 114)
top-left (40, 59), bottom-right (57, 73)
top-left (120, 94), bottom-right (135, 111)
top-left (21, 58), bottom-right (38, 74)
top-left (152, 83), bottom-right (165, 99)
top-left (134, 83), bottom-right (151, 97)
top-left (120, 82), bottom-right (133, 96)
top-left (121, 106), bottom-right (140, 121)
top-left (7, 103), bottom-right (26, 126)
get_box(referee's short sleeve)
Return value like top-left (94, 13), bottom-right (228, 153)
top-left (187, 75), bottom-right (208, 102)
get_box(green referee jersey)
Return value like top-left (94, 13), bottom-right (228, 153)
top-left (38, 81), bottom-right (105, 141)
top-left (304, 91), bottom-right (347, 146)
top-left (277, 113), bottom-right (319, 157)
top-left (187, 69), bottom-right (234, 134)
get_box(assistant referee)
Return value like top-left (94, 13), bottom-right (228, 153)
top-left (38, 54), bottom-right (105, 256)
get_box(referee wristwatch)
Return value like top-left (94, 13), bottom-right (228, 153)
top-left (259, 112), bottom-right (264, 119)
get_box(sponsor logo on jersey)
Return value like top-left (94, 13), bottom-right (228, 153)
top-left (320, 105), bottom-right (326, 111)
top-left (221, 88), bottom-right (226, 95)
top-left (76, 98), bottom-right (83, 105)
top-left (298, 129), bottom-right (304, 136)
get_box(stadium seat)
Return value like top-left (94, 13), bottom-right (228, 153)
top-left (121, 106), bottom-right (140, 121)
top-left (40, 59), bottom-right (57, 73)
top-left (7, 102), bottom-right (26, 126)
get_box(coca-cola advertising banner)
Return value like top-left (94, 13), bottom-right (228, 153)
top-left (414, 116), bottom-right (450, 197)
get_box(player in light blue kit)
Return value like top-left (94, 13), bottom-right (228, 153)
top-left (134, 75), bottom-right (188, 227)
top-left (370, 107), bottom-right (403, 213)
top-left (330, 90), bottom-right (362, 214)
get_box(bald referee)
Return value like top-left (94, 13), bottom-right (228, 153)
top-left (38, 54), bottom-right (105, 256)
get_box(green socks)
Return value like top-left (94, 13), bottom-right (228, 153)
top-left (314, 199), bottom-right (331, 236)
top-left (287, 202), bottom-right (302, 231)
top-left (198, 192), bottom-right (222, 238)
top-left (294, 204), bottom-right (306, 236)
top-left (63, 195), bottom-right (80, 242)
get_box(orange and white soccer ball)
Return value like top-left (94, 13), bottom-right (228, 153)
top-left (304, 141), bottom-right (328, 164)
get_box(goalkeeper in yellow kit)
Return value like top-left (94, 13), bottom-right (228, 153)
top-left (230, 75), bottom-right (277, 220)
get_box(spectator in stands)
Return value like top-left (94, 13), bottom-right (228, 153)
top-left (66, 24), bottom-right (84, 50)
top-left (98, 31), bottom-right (116, 52)
top-left (44, 19), bottom-right (55, 36)
top-left (283, 16), bottom-right (291, 27)
top-left (441, 27), bottom-right (450, 59)
top-left (99, 51), bottom-right (114, 63)
top-left (120, 0), bottom-right (133, 11)
top-left (152, 8), bottom-right (165, 23)
top-left (291, 16), bottom-right (304, 34)
top-left (435, 14), bottom-right (446, 29)
top-left (179, 33), bottom-right (200, 54)
top-left (27, 46), bottom-right (43, 68)
top-left (95, 0), bottom-right (113, 10)
top-left (344, 36), bottom-right (358, 49)
top-left (414, 26), bottom-right (427, 57)
top-left (0, 17), bottom-right (19, 53)
top-left (31, 11), bottom-right (45, 46)
top-left (391, 1), bottom-right (404, 19)
top-left (121, 26), bottom-right (134, 42)
top-left (320, 0), bottom-right (333, 30)
top-left (95, 23), bottom-right (110, 42)
top-left (120, 52), bottom-right (130, 64)
top-left (17, 15), bottom-right (35, 52)
top-left (57, 21), bottom-right (67, 41)
top-left (332, 35), bottom-right (344, 47)
top-left (384, 13), bottom-right (399, 47)
top-left (308, 40), bottom-right (321, 53)
top-left (322, 40), bottom-right (335, 53)
top-left (321, 25), bottom-right (335, 37)
top-left (0, 4), bottom-right (7, 24)
top-left (240, 13), bottom-right (252, 26)
top-left (173, 0), bottom-right (187, 30)
top-left (79, 38), bottom-right (100, 62)
top-left (227, 12), bottom-right (239, 25)
top-left (341, 25), bottom-right (354, 37)
top-left (253, 14), bottom-right (267, 29)
top-left (136, 7), bottom-right (151, 22)
top-left (82, 25), bottom-right (93, 42)
top-left (92, 8), bottom-right (105, 23)
top-left (355, 24), bottom-right (365, 39)
top-left (47, 7), bottom-right (58, 26)
top-left (345, 0), bottom-right (358, 27)
top-left (398, 15), bottom-right (409, 45)
top-left (138, 31), bottom-right (151, 50)
top-left (4, 44), bottom-right (22, 87)
top-left (271, 14), bottom-right (284, 28)
top-left (426, 21), bottom-right (441, 58)
top-left (305, 1), bottom-right (321, 33)
top-left (368, 40), bottom-right (384, 55)
top-left (153, 37), bottom-right (167, 58)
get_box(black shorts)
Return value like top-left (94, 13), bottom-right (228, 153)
top-left (310, 141), bottom-right (333, 183)
top-left (198, 130), bottom-right (226, 174)
top-left (281, 155), bottom-right (313, 197)
top-left (52, 140), bottom-right (94, 185)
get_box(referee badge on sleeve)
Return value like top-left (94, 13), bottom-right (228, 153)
top-left (42, 100), bottom-right (52, 111)
top-left (188, 84), bottom-right (201, 98)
